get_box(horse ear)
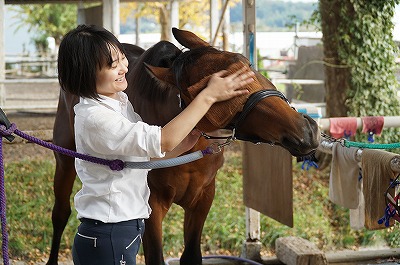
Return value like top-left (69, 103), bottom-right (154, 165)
top-left (172, 27), bottom-right (210, 49)
top-left (144, 63), bottom-right (175, 86)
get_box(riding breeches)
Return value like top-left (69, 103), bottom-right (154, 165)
top-left (72, 218), bottom-right (145, 265)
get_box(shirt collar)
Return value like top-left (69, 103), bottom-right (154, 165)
top-left (97, 92), bottom-right (128, 113)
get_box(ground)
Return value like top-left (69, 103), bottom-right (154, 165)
top-left (2, 80), bottom-right (59, 162)
top-left (1, 111), bottom-right (56, 163)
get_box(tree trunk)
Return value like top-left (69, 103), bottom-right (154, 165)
top-left (319, 0), bottom-right (352, 118)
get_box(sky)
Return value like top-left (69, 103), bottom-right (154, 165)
top-left (4, 7), bottom-right (36, 54)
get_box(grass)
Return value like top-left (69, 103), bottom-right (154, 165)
top-left (1, 143), bottom-right (400, 262)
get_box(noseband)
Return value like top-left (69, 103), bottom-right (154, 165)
top-left (224, 89), bottom-right (291, 144)
top-left (196, 89), bottom-right (292, 145)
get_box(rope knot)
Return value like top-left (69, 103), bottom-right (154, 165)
top-left (0, 123), bottom-right (16, 135)
top-left (108, 159), bottom-right (125, 171)
top-left (0, 123), bottom-right (17, 141)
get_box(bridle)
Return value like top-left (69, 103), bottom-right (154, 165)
top-left (199, 89), bottom-right (293, 145)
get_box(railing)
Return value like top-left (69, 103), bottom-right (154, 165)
top-left (5, 53), bottom-right (57, 78)
top-left (0, 78), bottom-right (59, 111)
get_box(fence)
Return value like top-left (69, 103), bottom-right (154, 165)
top-left (0, 78), bottom-right (59, 110)
top-left (5, 54), bottom-right (57, 78)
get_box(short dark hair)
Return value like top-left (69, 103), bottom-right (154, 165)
top-left (57, 24), bottom-right (126, 99)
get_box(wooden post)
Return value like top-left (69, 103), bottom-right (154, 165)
top-left (241, 0), bottom-right (261, 261)
top-left (276, 237), bottom-right (328, 265)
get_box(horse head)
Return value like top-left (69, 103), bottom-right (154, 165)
top-left (125, 40), bottom-right (183, 126)
top-left (145, 28), bottom-right (320, 157)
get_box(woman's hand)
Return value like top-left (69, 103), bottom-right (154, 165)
top-left (160, 66), bottom-right (254, 153)
top-left (200, 66), bottom-right (255, 104)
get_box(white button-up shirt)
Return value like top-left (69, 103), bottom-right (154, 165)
top-left (73, 91), bottom-right (165, 223)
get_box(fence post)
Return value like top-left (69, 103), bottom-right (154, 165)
top-left (241, 0), bottom-right (262, 260)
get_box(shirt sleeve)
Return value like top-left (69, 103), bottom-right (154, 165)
top-left (76, 105), bottom-right (165, 159)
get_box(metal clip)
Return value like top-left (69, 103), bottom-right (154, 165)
top-left (209, 142), bottom-right (223, 154)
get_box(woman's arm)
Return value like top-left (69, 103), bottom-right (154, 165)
top-left (160, 66), bottom-right (254, 153)
top-left (151, 129), bottom-right (201, 159)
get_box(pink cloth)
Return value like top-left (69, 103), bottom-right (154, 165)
top-left (329, 117), bottom-right (358, 138)
top-left (361, 116), bottom-right (384, 135)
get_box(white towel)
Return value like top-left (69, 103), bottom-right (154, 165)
top-left (350, 184), bottom-right (365, 230)
top-left (329, 142), bottom-right (361, 209)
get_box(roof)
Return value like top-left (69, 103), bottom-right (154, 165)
top-left (5, 0), bottom-right (162, 4)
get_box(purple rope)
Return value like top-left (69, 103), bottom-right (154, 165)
top-left (3, 124), bottom-right (125, 171)
top-left (0, 123), bottom-right (214, 263)
top-left (0, 138), bottom-right (9, 265)
top-left (0, 123), bottom-right (124, 264)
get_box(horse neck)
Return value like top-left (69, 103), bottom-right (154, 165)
top-left (130, 89), bottom-right (182, 127)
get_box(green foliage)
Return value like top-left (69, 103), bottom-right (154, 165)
top-left (9, 4), bottom-right (77, 46)
top-left (4, 160), bottom-right (80, 260)
top-left (333, 0), bottom-right (400, 144)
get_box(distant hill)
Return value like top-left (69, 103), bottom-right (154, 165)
top-left (230, 0), bottom-right (318, 31)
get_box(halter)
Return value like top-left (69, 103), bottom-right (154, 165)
top-left (201, 89), bottom-right (292, 144)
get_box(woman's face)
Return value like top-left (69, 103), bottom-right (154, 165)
top-left (96, 47), bottom-right (129, 99)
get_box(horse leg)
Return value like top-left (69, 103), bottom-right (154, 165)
top-left (143, 184), bottom-right (174, 265)
top-left (180, 179), bottom-right (215, 265)
top-left (47, 91), bottom-right (77, 265)
top-left (46, 154), bottom-right (76, 265)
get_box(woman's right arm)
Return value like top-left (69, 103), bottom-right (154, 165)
top-left (160, 66), bottom-right (255, 153)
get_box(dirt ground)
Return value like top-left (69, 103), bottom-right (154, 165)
top-left (1, 111), bottom-right (56, 163)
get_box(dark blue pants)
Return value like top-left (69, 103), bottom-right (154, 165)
top-left (72, 218), bottom-right (145, 265)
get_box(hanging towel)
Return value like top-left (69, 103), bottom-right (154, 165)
top-left (329, 142), bottom-right (361, 209)
top-left (329, 117), bottom-right (358, 139)
top-left (361, 116), bottom-right (384, 135)
top-left (350, 184), bottom-right (365, 230)
top-left (361, 149), bottom-right (399, 230)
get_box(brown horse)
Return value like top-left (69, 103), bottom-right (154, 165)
top-left (47, 28), bottom-right (319, 265)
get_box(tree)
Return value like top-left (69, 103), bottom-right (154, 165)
top-left (319, 0), bottom-right (400, 143)
top-left (10, 4), bottom-right (77, 50)
top-left (121, 0), bottom-right (240, 42)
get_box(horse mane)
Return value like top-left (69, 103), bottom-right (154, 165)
top-left (127, 41), bottom-right (182, 102)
